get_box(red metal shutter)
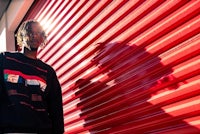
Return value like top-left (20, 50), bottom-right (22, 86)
top-left (23, 0), bottom-right (200, 133)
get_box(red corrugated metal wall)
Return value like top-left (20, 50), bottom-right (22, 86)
top-left (22, 0), bottom-right (200, 133)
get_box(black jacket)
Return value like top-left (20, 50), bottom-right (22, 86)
top-left (0, 52), bottom-right (64, 133)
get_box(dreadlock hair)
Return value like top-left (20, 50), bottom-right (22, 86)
top-left (16, 20), bottom-right (47, 51)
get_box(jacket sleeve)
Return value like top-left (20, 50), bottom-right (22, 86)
top-left (0, 53), bottom-right (4, 93)
top-left (47, 69), bottom-right (64, 134)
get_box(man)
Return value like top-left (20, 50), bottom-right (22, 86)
top-left (0, 20), bottom-right (64, 134)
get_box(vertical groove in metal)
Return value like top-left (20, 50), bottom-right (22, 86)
top-left (23, 0), bottom-right (200, 133)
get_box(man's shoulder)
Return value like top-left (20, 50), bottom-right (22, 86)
top-left (37, 59), bottom-right (56, 72)
top-left (0, 51), bottom-right (19, 56)
top-left (1, 52), bottom-right (24, 63)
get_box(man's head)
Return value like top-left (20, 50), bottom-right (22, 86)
top-left (16, 20), bottom-right (47, 51)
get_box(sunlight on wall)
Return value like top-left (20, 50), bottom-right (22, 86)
top-left (0, 28), bottom-right (6, 52)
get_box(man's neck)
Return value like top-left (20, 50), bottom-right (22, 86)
top-left (23, 48), bottom-right (38, 59)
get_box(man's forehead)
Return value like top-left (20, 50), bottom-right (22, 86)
top-left (29, 23), bottom-right (43, 31)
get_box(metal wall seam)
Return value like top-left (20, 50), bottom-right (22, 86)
top-left (22, 0), bottom-right (200, 133)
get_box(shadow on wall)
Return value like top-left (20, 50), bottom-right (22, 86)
top-left (75, 42), bottom-right (200, 134)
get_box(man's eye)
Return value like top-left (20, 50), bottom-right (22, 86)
top-left (29, 32), bottom-right (42, 36)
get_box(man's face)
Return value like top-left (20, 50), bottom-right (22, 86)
top-left (26, 23), bottom-right (45, 49)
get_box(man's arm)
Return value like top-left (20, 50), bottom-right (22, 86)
top-left (48, 70), bottom-right (64, 134)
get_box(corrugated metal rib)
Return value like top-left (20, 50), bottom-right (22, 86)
top-left (23, 0), bottom-right (200, 133)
